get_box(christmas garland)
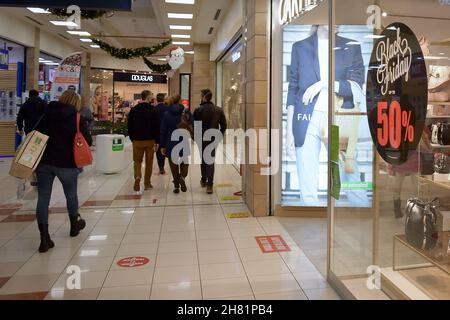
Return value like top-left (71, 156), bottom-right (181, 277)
top-left (142, 57), bottom-right (172, 73)
top-left (49, 8), bottom-right (111, 20)
top-left (92, 38), bottom-right (172, 60)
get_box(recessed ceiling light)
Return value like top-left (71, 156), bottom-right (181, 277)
top-left (382, 12), bottom-right (388, 17)
top-left (172, 41), bottom-right (190, 45)
top-left (171, 34), bottom-right (191, 39)
top-left (165, 0), bottom-right (195, 4)
top-left (27, 7), bottom-right (50, 14)
top-left (67, 31), bottom-right (91, 36)
top-left (50, 21), bottom-right (79, 27)
top-left (168, 13), bottom-right (193, 19)
top-left (40, 60), bottom-right (53, 63)
top-left (169, 25), bottom-right (192, 30)
top-left (45, 62), bottom-right (60, 66)
top-left (158, 58), bottom-right (167, 61)
top-left (185, 51), bottom-right (194, 55)
top-left (90, 44), bottom-right (100, 48)
top-left (80, 38), bottom-right (93, 43)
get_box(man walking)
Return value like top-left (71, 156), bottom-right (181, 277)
top-left (154, 93), bottom-right (168, 175)
top-left (128, 90), bottom-right (159, 192)
top-left (193, 89), bottom-right (227, 194)
top-left (17, 89), bottom-right (47, 136)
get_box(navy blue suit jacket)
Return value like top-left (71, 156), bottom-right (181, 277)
top-left (287, 33), bottom-right (365, 147)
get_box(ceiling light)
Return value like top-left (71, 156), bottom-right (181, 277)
top-left (165, 0), bottom-right (195, 4)
top-left (45, 62), bottom-right (60, 66)
top-left (185, 51), bottom-right (194, 54)
top-left (50, 21), bottom-right (79, 27)
top-left (80, 38), bottom-right (93, 43)
top-left (171, 34), bottom-right (191, 39)
top-left (39, 58), bottom-right (45, 61)
top-left (90, 44), bottom-right (100, 48)
top-left (382, 12), bottom-right (388, 17)
top-left (172, 41), bottom-right (190, 45)
top-left (27, 7), bottom-right (50, 14)
top-left (170, 25), bottom-right (192, 30)
top-left (67, 31), bottom-right (91, 36)
top-left (40, 60), bottom-right (53, 63)
top-left (168, 13), bottom-right (193, 19)
top-left (158, 58), bottom-right (167, 61)
top-left (364, 35), bottom-right (386, 39)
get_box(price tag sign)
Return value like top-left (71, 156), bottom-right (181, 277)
top-left (366, 23), bottom-right (428, 165)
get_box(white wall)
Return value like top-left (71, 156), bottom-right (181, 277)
top-left (210, 0), bottom-right (243, 61)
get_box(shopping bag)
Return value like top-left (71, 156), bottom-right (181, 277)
top-left (9, 130), bottom-right (49, 179)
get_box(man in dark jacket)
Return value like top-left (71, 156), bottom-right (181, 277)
top-left (127, 90), bottom-right (160, 192)
top-left (154, 93), bottom-right (168, 175)
top-left (17, 89), bottom-right (47, 136)
top-left (193, 89), bottom-right (227, 194)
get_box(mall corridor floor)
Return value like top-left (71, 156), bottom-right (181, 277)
top-left (0, 152), bottom-right (339, 300)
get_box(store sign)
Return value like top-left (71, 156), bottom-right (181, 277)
top-left (0, 49), bottom-right (8, 70)
top-left (113, 72), bottom-right (167, 84)
top-left (278, 0), bottom-right (324, 25)
top-left (366, 23), bottom-right (428, 165)
top-left (0, 0), bottom-right (132, 10)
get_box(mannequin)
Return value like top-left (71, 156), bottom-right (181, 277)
top-left (285, 25), bottom-right (365, 206)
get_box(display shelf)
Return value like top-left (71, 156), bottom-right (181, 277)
top-left (430, 143), bottom-right (450, 149)
top-left (427, 115), bottom-right (450, 119)
top-left (428, 102), bottom-right (450, 106)
top-left (418, 175), bottom-right (450, 190)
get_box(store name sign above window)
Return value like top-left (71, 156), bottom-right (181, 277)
top-left (278, 0), bottom-right (324, 25)
top-left (113, 72), bottom-right (168, 84)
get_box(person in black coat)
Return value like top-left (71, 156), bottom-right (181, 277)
top-left (193, 89), bottom-right (227, 194)
top-left (35, 90), bottom-right (92, 253)
top-left (160, 94), bottom-right (193, 194)
top-left (154, 93), bottom-right (168, 174)
top-left (16, 89), bottom-right (47, 136)
top-left (127, 90), bottom-right (160, 192)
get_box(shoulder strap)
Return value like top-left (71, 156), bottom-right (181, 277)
top-left (76, 113), bottom-right (81, 134)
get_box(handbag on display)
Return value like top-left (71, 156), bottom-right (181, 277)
top-left (428, 65), bottom-right (450, 102)
top-left (430, 122), bottom-right (450, 145)
top-left (405, 198), bottom-right (440, 250)
top-left (73, 113), bottom-right (93, 168)
top-left (434, 153), bottom-right (450, 174)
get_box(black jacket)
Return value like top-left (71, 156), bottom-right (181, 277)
top-left (38, 102), bottom-right (93, 169)
top-left (127, 102), bottom-right (160, 143)
top-left (154, 102), bottom-right (167, 127)
top-left (16, 96), bottom-right (47, 134)
top-left (160, 104), bottom-right (193, 156)
top-left (193, 102), bottom-right (227, 136)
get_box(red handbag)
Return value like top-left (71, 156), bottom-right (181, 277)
top-left (74, 113), bottom-right (93, 168)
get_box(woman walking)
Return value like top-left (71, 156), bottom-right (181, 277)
top-left (160, 94), bottom-right (193, 194)
top-left (36, 90), bottom-right (93, 253)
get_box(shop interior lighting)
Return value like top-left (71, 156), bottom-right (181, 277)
top-left (171, 34), bottom-right (191, 39)
top-left (364, 35), bottom-right (386, 39)
top-left (27, 7), bottom-right (50, 14)
top-left (165, 0), bottom-right (195, 4)
top-left (172, 41), bottom-right (190, 45)
top-left (80, 38), bottom-right (93, 43)
top-left (67, 31), bottom-right (91, 36)
top-left (90, 44), bottom-right (100, 48)
top-left (168, 13), bottom-right (193, 19)
top-left (158, 58), bottom-right (167, 61)
top-left (170, 25), bottom-right (192, 30)
top-left (185, 51), bottom-right (194, 54)
top-left (382, 12), bottom-right (388, 17)
top-left (50, 21), bottom-right (79, 27)
top-left (45, 62), bottom-right (60, 66)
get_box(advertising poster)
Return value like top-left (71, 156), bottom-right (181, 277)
top-left (51, 52), bottom-right (82, 101)
top-left (282, 25), bottom-right (374, 208)
top-left (0, 49), bottom-right (8, 70)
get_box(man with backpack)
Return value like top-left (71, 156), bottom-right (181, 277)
top-left (193, 89), bottom-right (227, 194)
top-left (17, 89), bottom-right (47, 136)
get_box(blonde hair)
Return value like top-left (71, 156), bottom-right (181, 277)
top-left (59, 90), bottom-right (81, 111)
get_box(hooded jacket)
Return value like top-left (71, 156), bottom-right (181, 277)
top-left (38, 101), bottom-right (93, 169)
top-left (16, 96), bottom-right (47, 134)
top-left (127, 102), bottom-right (160, 142)
top-left (160, 103), bottom-right (193, 157)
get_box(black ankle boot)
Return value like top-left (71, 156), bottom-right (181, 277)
top-left (38, 224), bottom-right (55, 253)
top-left (394, 198), bottom-right (404, 219)
top-left (69, 214), bottom-right (86, 237)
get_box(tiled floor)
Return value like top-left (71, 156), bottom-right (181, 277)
top-left (0, 148), bottom-right (339, 300)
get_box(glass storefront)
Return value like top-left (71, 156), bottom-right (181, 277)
top-left (38, 52), bottom-right (62, 102)
top-left (272, 0), bottom-right (450, 300)
top-left (217, 39), bottom-right (244, 169)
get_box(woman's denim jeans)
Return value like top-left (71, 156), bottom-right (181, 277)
top-left (36, 164), bottom-right (80, 224)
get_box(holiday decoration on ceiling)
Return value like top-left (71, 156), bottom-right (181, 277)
top-left (167, 47), bottom-right (185, 71)
top-left (142, 57), bottom-right (172, 74)
top-left (92, 38), bottom-right (172, 60)
top-left (49, 8), bottom-right (112, 20)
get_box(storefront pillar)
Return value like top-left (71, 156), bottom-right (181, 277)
top-left (25, 27), bottom-right (40, 91)
top-left (243, 0), bottom-right (269, 217)
top-left (191, 44), bottom-right (214, 109)
top-left (81, 52), bottom-right (91, 107)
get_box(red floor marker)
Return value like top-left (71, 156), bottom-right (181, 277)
top-left (255, 236), bottom-right (291, 253)
top-left (117, 257), bottom-right (150, 268)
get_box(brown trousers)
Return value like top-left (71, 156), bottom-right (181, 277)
top-left (168, 158), bottom-right (189, 187)
top-left (133, 140), bottom-right (155, 187)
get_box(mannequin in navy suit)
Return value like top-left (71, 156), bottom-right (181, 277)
top-left (286, 25), bottom-right (364, 205)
